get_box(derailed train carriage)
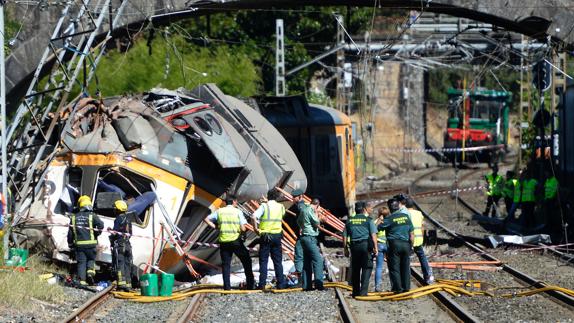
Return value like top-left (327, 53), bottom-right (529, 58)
top-left (14, 84), bottom-right (307, 280)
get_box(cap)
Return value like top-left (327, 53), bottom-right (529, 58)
top-left (291, 189), bottom-right (304, 197)
top-left (114, 200), bottom-right (128, 212)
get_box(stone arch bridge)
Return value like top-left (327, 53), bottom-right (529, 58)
top-left (5, 0), bottom-right (574, 104)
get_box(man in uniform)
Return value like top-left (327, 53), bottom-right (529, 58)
top-left (344, 201), bottom-right (378, 297)
top-left (520, 169), bottom-right (538, 228)
top-left (292, 189), bottom-right (324, 291)
top-left (203, 196), bottom-right (254, 290)
top-left (378, 197), bottom-right (414, 294)
top-left (543, 169), bottom-right (560, 235)
top-left (483, 165), bottom-right (504, 217)
top-left (109, 200), bottom-right (134, 290)
top-left (67, 195), bottom-right (104, 286)
top-left (252, 190), bottom-right (286, 289)
top-left (502, 170), bottom-right (517, 215)
top-left (405, 198), bottom-right (434, 284)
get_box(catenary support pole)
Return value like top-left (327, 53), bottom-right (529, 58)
top-left (0, 1), bottom-right (8, 258)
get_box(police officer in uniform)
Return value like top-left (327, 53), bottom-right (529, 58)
top-left (292, 189), bottom-right (324, 291)
top-left (204, 196), bottom-right (255, 290)
top-left (252, 190), bottom-right (286, 289)
top-left (378, 198), bottom-right (414, 294)
top-left (109, 200), bottom-right (134, 290)
top-left (344, 201), bottom-right (378, 297)
top-left (67, 195), bottom-right (104, 286)
top-left (502, 171), bottom-right (517, 215)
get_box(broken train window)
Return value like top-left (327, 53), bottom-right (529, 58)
top-left (95, 167), bottom-right (156, 226)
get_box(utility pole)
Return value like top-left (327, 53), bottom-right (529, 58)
top-left (335, 14), bottom-right (345, 112)
top-left (518, 35), bottom-right (530, 169)
top-left (275, 19), bottom-right (286, 96)
top-left (0, 0), bottom-right (8, 258)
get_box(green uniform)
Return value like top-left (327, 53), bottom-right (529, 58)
top-left (485, 173), bottom-right (504, 196)
top-left (344, 213), bottom-right (377, 297)
top-left (378, 210), bottom-right (414, 293)
top-left (297, 201), bottom-right (324, 290)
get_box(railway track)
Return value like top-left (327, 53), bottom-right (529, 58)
top-left (414, 198), bottom-right (574, 316)
top-left (177, 294), bottom-right (205, 323)
top-left (63, 285), bottom-right (114, 323)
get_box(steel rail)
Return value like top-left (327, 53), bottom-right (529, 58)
top-left (456, 195), bottom-right (574, 266)
top-left (410, 267), bottom-right (480, 323)
top-left (177, 293), bottom-right (205, 323)
top-left (414, 199), bottom-right (574, 311)
top-left (63, 285), bottom-right (114, 323)
top-left (320, 243), bottom-right (356, 323)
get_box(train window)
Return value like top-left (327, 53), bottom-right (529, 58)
top-left (194, 117), bottom-right (213, 136)
top-left (205, 114), bottom-right (222, 135)
top-left (94, 167), bottom-right (155, 227)
top-left (345, 128), bottom-right (350, 155)
top-left (315, 136), bottom-right (331, 176)
top-left (67, 167), bottom-right (83, 193)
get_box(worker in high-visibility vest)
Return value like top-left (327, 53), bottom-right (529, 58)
top-left (204, 196), bottom-right (255, 290)
top-left (252, 190), bottom-right (286, 289)
top-left (520, 170), bottom-right (538, 228)
top-left (405, 198), bottom-right (434, 284)
top-left (483, 165), bottom-right (504, 217)
top-left (507, 170), bottom-right (524, 220)
top-left (374, 206), bottom-right (390, 292)
top-left (502, 170), bottom-right (517, 215)
top-left (109, 200), bottom-right (134, 291)
top-left (67, 195), bottom-right (104, 286)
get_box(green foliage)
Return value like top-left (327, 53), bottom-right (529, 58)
top-left (86, 34), bottom-right (261, 97)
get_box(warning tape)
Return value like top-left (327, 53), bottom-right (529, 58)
top-left (21, 221), bottom-right (260, 252)
top-left (369, 185), bottom-right (486, 205)
top-left (379, 144), bottom-right (505, 153)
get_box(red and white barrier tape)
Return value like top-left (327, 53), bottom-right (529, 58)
top-left (379, 144), bottom-right (504, 153)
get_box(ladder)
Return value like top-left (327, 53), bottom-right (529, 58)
top-left (6, 0), bottom-right (128, 222)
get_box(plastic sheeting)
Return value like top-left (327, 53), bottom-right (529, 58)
top-left (486, 234), bottom-right (552, 248)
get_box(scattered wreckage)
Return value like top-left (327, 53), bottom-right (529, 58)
top-left (12, 84), bottom-right (307, 280)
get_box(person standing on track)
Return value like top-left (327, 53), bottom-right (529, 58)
top-left (109, 200), bottom-right (134, 291)
top-left (292, 189), bottom-right (325, 291)
top-left (374, 206), bottom-right (389, 292)
top-left (378, 197), bottom-right (414, 294)
top-left (405, 197), bottom-right (434, 284)
top-left (252, 190), bottom-right (286, 289)
top-left (67, 195), bottom-right (104, 287)
top-left (344, 201), bottom-right (378, 297)
top-left (483, 164), bottom-right (504, 217)
top-left (203, 196), bottom-right (255, 290)
top-left (502, 170), bottom-right (517, 215)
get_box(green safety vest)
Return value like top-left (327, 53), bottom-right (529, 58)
top-left (259, 201), bottom-right (285, 234)
top-left (71, 213), bottom-right (97, 245)
top-left (544, 177), bottom-right (558, 200)
top-left (485, 174), bottom-right (504, 196)
top-left (502, 179), bottom-right (516, 199)
top-left (410, 209), bottom-right (424, 247)
top-left (513, 180), bottom-right (522, 203)
top-left (521, 179), bottom-right (538, 203)
top-left (217, 206), bottom-right (242, 243)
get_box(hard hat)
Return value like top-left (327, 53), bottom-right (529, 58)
top-left (78, 195), bottom-right (92, 208)
top-left (114, 200), bottom-right (128, 212)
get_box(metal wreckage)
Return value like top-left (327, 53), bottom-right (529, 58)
top-left (12, 84), bottom-right (307, 280)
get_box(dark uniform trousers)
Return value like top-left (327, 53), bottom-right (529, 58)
top-left (387, 239), bottom-right (411, 293)
top-left (484, 195), bottom-right (502, 217)
top-left (220, 239), bottom-right (255, 290)
top-left (113, 239), bottom-right (133, 286)
top-left (350, 239), bottom-right (373, 297)
top-left (76, 248), bottom-right (96, 282)
top-left (258, 233), bottom-right (285, 288)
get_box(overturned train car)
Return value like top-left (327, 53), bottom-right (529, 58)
top-left (15, 84), bottom-right (306, 280)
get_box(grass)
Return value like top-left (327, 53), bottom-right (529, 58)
top-left (0, 255), bottom-right (66, 308)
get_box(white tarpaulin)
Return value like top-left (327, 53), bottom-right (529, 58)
top-left (487, 234), bottom-right (552, 248)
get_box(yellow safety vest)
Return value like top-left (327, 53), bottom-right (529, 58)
top-left (544, 177), bottom-right (558, 200)
top-left (513, 180), bottom-right (522, 203)
top-left (376, 229), bottom-right (386, 244)
top-left (485, 174), bottom-right (504, 196)
top-left (521, 179), bottom-right (537, 203)
top-left (259, 201), bottom-right (285, 234)
top-left (72, 213), bottom-right (97, 245)
top-left (217, 206), bottom-right (242, 243)
top-left (409, 209), bottom-right (424, 247)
